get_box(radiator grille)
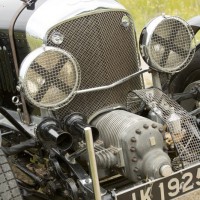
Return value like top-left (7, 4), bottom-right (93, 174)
top-left (47, 10), bottom-right (142, 118)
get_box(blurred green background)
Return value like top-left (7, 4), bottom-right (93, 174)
top-left (119, 0), bottom-right (200, 43)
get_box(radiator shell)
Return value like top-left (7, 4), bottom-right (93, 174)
top-left (46, 11), bottom-right (143, 118)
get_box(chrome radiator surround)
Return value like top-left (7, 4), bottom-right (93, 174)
top-left (46, 10), bottom-right (143, 118)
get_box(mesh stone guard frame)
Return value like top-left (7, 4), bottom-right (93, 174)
top-left (140, 15), bottom-right (196, 73)
top-left (127, 88), bottom-right (200, 167)
top-left (76, 69), bottom-right (148, 94)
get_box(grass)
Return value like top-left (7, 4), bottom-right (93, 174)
top-left (119, 0), bottom-right (200, 43)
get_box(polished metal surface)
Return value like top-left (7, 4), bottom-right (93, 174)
top-left (76, 69), bottom-right (147, 94)
top-left (19, 46), bottom-right (80, 110)
top-left (0, 0), bottom-right (22, 30)
top-left (26, 0), bottom-right (126, 50)
top-left (45, 10), bottom-right (142, 118)
top-left (128, 88), bottom-right (200, 167)
top-left (140, 15), bottom-right (196, 73)
top-left (160, 165), bottom-right (173, 177)
top-left (9, 2), bottom-right (31, 124)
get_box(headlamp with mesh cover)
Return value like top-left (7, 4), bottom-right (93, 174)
top-left (19, 46), bottom-right (81, 110)
top-left (139, 15), bottom-right (196, 73)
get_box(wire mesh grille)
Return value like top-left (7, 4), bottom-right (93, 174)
top-left (46, 11), bottom-right (142, 118)
top-left (148, 16), bottom-right (195, 73)
top-left (127, 88), bottom-right (200, 166)
top-left (23, 48), bottom-right (80, 109)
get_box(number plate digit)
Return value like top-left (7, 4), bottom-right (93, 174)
top-left (116, 165), bottom-right (200, 200)
top-left (182, 172), bottom-right (194, 192)
top-left (159, 182), bottom-right (165, 200)
top-left (168, 178), bottom-right (180, 197)
top-left (196, 168), bottom-right (200, 186)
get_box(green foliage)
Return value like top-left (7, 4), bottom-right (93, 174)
top-left (119, 0), bottom-right (200, 42)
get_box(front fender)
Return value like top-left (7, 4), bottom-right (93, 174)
top-left (188, 15), bottom-right (200, 35)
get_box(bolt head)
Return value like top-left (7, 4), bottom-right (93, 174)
top-left (143, 124), bottom-right (149, 129)
top-left (132, 157), bottom-right (137, 162)
top-left (85, 178), bottom-right (91, 184)
top-left (130, 147), bottom-right (136, 152)
top-left (152, 123), bottom-right (157, 128)
top-left (134, 167), bottom-right (139, 172)
top-left (16, 85), bottom-right (21, 91)
top-left (159, 128), bottom-right (164, 133)
top-left (136, 129), bottom-right (141, 134)
top-left (131, 137), bottom-right (136, 142)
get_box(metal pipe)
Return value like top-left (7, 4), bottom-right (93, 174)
top-left (190, 107), bottom-right (200, 116)
top-left (76, 69), bottom-right (148, 94)
top-left (8, 2), bottom-right (31, 124)
top-left (0, 107), bottom-right (32, 139)
top-left (151, 70), bottom-right (162, 89)
top-left (84, 127), bottom-right (101, 200)
top-left (2, 138), bottom-right (37, 156)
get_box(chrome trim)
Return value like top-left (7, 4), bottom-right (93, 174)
top-left (152, 70), bottom-right (162, 89)
top-left (19, 46), bottom-right (81, 110)
top-left (140, 15), bottom-right (196, 73)
top-left (9, 2), bottom-right (31, 124)
top-left (19, 46), bottom-right (47, 80)
top-left (76, 69), bottom-right (148, 94)
top-left (26, 0), bottom-right (126, 50)
top-left (145, 15), bottom-right (165, 48)
top-left (44, 8), bottom-right (129, 44)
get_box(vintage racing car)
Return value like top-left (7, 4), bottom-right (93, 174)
top-left (0, 0), bottom-right (200, 199)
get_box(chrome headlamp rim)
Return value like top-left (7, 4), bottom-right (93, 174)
top-left (19, 46), bottom-right (81, 110)
top-left (140, 15), bottom-right (196, 73)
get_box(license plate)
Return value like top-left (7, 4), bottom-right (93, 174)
top-left (115, 163), bottom-right (200, 200)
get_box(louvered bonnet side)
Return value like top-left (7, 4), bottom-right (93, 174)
top-left (0, 34), bottom-right (17, 94)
